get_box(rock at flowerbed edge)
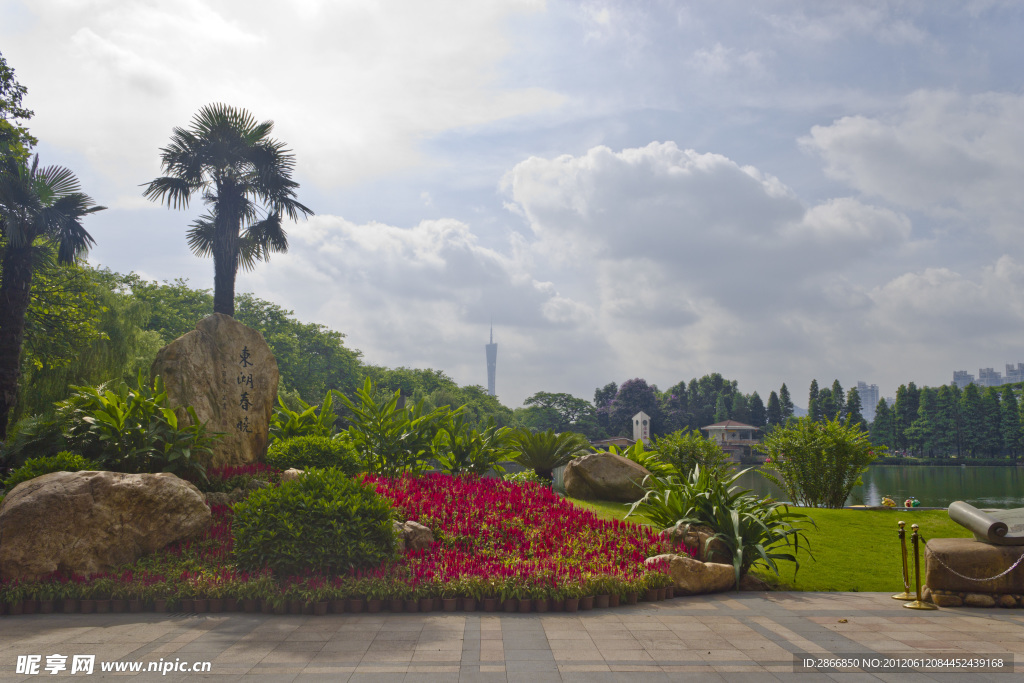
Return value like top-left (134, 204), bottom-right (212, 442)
top-left (645, 553), bottom-right (735, 595)
top-left (563, 452), bottom-right (651, 503)
top-left (393, 520), bottom-right (434, 553)
top-left (662, 522), bottom-right (732, 564)
top-left (0, 470), bottom-right (211, 582)
top-left (280, 468), bottom-right (304, 483)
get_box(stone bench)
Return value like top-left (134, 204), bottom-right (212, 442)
top-left (925, 537), bottom-right (1024, 607)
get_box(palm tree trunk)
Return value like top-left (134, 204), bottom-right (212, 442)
top-left (212, 211), bottom-right (239, 317)
top-left (0, 246), bottom-right (36, 440)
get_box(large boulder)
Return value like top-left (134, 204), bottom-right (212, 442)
top-left (563, 452), bottom-right (650, 502)
top-left (646, 553), bottom-right (735, 594)
top-left (0, 471), bottom-right (211, 581)
top-left (151, 313), bottom-right (279, 467)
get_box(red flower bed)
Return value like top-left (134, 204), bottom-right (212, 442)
top-left (0, 472), bottom-right (688, 606)
top-left (365, 473), bottom-right (691, 593)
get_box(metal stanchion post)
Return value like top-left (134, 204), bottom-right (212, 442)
top-left (892, 520), bottom-right (913, 600)
top-left (904, 523), bottom-right (937, 610)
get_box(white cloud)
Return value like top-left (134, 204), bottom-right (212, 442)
top-left (5, 0), bottom-right (564, 191)
top-left (803, 90), bottom-right (1024, 241)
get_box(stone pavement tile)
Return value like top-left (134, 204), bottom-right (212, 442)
top-left (557, 663), bottom-right (611, 672)
top-left (411, 650), bottom-right (462, 662)
top-left (361, 650), bottom-right (413, 663)
top-left (502, 649), bottom-right (553, 662)
top-left (272, 640), bottom-right (326, 652)
top-left (374, 631), bottom-right (420, 642)
top-left (591, 638), bottom-right (643, 651)
top-left (561, 673), bottom-right (674, 683)
top-left (602, 650), bottom-right (655, 662)
top-left (353, 663), bottom-right (409, 673)
top-left (293, 674), bottom-right (353, 683)
top-left (403, 663), bottom-right (460, 675)
top-left (549, 648), bottom-right (602, 661)
top-left (285, 630), bottom-right (334, 642)
top-left (320, 639), bottom-right (374, 652)
top-left (236, 675), bottom-right (299, 683)
top-left (347, 673), bottom-right (408, 683)
top-left (505, 672), bottom-right (561, 683)
top-left (503, 659), bottom-right (557, 673)
top-left (309, 650), bottom-right (364, 664)
top-left (455, 673), bottom-right (507, 683)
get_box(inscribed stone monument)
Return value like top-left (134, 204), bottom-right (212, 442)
top-left (151, 313), bottom-right (278, 467)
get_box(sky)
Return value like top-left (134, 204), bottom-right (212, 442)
top-left (3, 0), bottom-right (1024, 410)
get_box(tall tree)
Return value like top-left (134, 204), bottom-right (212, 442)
top-left (831, 379), bottom-right (846, 420)
top-left (766, 390), bottom-right (782, 427)
top-left (845, 387), bottom-right (865, 429)
top-left (906, 387), bottom-right (938, 456)
top-left (778, 383), bottom-right (794, 421)
top-left (608, 378), bottom-right (663, 437)
top-left (748, 391), bottom-right (766, 428)
top-left (0, 51), bottom-right (36, 163)
top-left (870, 398), bottom-right (894, 449)
top-left (981, 387), bottom-right (1002, 457)
top-left (818, 387), bottom-right (836, 421)
top-left (0, 156), bottom-right (104, 439)
top-left (960, 383), bottom-right (983, 458)
top-left (143, 103), bottom-right (313, 316)
top-left (1000, 386), bottom-right (1020, 459)
top-left (933, 385), bottom-right (959, 458)
top-left (808, 379), bottom-right (821, 423)
top-left (893, 382), bottom-right (920, 452)
top-left (593, 381), bottom-right (617, 431)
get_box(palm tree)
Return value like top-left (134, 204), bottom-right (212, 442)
top-left (143, 104), bottom-right (313, 316)
top-left (0, 155), bottom-right (104, 438)
top-left (511, 429), bottom-right (592, 482)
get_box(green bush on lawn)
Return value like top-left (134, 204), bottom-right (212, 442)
top-left (265, 435), bottom-right (361, 474)
top-left (232, 467), bottom-right (396, 575)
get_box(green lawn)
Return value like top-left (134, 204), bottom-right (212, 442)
top-left (568, 498), bottom-right (974, 592)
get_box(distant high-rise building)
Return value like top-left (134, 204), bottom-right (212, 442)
top-left (856, 381), bottom-right (880, 420)
top-left (953, 370), bottom-right (975, 389)
top-left (1006, 363), bottom-right (1024, 384)
top-left (978, 367), bottom-right (1003, 387)
top-left (485, 324), bottom-right (497, 397)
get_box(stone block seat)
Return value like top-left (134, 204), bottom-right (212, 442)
top-left (925, 537), bottom-right (1024, 607)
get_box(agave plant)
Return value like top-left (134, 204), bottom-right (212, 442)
top-left (627, 465), bottom-right (813, 588)
top-left (510, 429), bottom-right (591, 482)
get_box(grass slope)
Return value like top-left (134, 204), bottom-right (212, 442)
top-left (567, 498), bottom-right (975, 592)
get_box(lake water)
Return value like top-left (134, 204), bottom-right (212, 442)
top-left (735, 465), bottom-right (1024, 509)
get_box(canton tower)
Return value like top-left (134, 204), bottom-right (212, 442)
top-left (485, 324), bottom-right (497, 397)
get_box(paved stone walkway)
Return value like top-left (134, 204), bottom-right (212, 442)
top-left (1, 592), bottom-right (1022, 681)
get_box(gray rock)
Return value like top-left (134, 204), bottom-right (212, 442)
top-left (0, 471), bottom-right (210, 581)
top-left (151, 313), bottom-right (279, 467)
top-left (563, 452), bottom-right (650, 503)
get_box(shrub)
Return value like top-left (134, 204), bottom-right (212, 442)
top-left (503, 470), bottom-right (544, 485)
top-left (650, 429), bottom-right (732, 476)
top-left (757, 416), bottom-right (883, 508)
top-left (510, 429), bottom-right (591, 481)
top-left (432, 413), bottom-right (515, 476)
top-left (57, 373), bottom-right (218, 483)
top-left (269, 391), bottom-right (338, 442)
top-left (337, 378), bottom-right (447, 477)
top-left (628, 465), bottom-right (813, 588)
top-left (232, 468), bottom-right (397, 575)
top-left (4, 452), bottom-right (101, 491)
top-left (265, 436), bottom-right (361, 474)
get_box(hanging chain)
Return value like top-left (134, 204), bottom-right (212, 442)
top-left (923, 532), bottom-right (1024, 582)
